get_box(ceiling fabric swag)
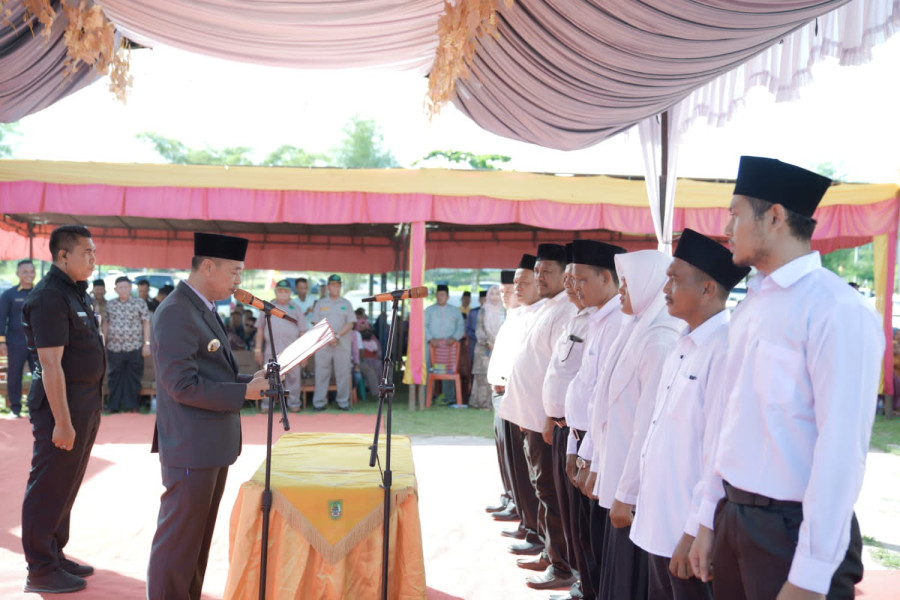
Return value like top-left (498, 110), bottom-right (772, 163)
top-left (454, 0), bottom-right (899, 150)
top-left (97, 0), bottom-right (445, 72)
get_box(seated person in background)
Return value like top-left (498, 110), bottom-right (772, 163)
top-left (244, 316), bottom-right (257, 350)
top-left (359, 330), bottom-right (382, 399)
top-left (227, 311), bottom-right (248, 351)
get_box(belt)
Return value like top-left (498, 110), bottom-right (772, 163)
top-left (551, 417), bottom-right (567, 428)
top-left (723, 481), bottom-right (801, 508)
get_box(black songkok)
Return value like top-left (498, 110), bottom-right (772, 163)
top-left (436, 284), bottom-right (449, 293)
top-left (193, 232), bottom-right (249, 262)
top-left (674, 228), bottom-right (750, 291)
top-left (536, 243), bottom-right (567, 265)
top-left (571, 240), bottom-right (626, 270)
top-left (500, 270), bottom-right (516, 284)
top-left (478, 290), bottom-right (487, 298)
top-left (733, 156), bottom-right (831, 218)
top-left (518, 254), bottom-right (537, 270)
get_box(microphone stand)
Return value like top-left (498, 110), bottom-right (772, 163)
top-left (259, 309), bottom-right (291, 600)
top-left (368, 292), bottom-right (404, 600)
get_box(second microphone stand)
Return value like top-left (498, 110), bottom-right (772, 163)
top-left (258, 309), bottom-right (291, 600)
top-left (368, 293), bottom-right (405, 600)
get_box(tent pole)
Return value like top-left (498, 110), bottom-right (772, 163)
top-left (659, 110), bottom-right (670, 254)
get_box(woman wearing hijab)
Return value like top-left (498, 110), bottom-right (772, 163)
top-left (469, 285), bottom-right (504, 409)
top-left (587, 250), bottom-right (684, 600)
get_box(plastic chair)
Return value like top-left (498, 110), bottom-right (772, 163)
top-left (426, 341), bottom-right (463, 407)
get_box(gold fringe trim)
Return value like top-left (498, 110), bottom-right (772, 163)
top-left (269, 486), bottom-right (416, 565)
top-left (426, 0), bottom-right (513, 119)
top-left (0, 0), bottom-right (131, 102)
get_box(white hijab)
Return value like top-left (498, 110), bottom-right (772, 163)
top-left (482, 285), bottom-right (503, 339)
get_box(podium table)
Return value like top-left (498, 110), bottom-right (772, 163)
top-left (225, 433), bottom-right (425, 600)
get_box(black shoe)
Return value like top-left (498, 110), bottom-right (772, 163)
top-left (313, 405), bottom-right (327, 412)
top-left (491, 505), bottom-right (519, 521)
top-left (24, 568), bottom-right (87, 593)
top-left (526, 566), bottom-right (577, 590)
top-left (337, 405), bottom-right (351, 412)
top-left (508, 539), bottom-right (544, 555)
top-left (59, 557), bottom-right (94, 578)
top-left (501, 526), bottom-right (526, 540)
top-left (517, 555), bottom-right (550, 571)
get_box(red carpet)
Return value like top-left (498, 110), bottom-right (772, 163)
top-left (0, 413), bottom-right (897, 599)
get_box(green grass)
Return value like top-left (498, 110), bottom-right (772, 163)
top-left (870, 415), bottom-right (900, 455)
top-left (863, 535), bottom-right (900, 569)
top-left (238, 384), bottom-right (496, 439)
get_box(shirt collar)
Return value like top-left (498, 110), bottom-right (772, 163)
top-left (755, 251), bottom-right (821, 291)
top-left (685, 309), bottom-right (730, 346)
top-left (16, 284), bottom-right (33, 292)
top-left (183, 280), bottom-right (216, 311)
top-left (591, 294), bottom-right (622, 322)
top-left (552, 289), bottom-right (568, 303)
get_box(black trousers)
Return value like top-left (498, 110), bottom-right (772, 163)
top-left (106, 349), bottom-right (143, 411)
top-left (492, 392), bottom-right (513, 501)
top-left (5, 340), bottom-right (35, 415)
top-left (147, 464), bottom-right (229, 600)
top-left (586, 504), bottom-right (609, 600)
top-left (712, 498), bottom-right (863, 600)
top-left (597, 520), bottom-right (648, 600)
top-left (523, 429), bottom-right (571, 573)
top-left (551, 424), bottom-right (574, 565)
top-left (570, 432), bottom-right (601, 600)
top-left (21, 404), bottom-right (100, 575)
top-left (503, 419), bottom-right (539, 537)
top-left (648, 552), bottom-right (713, 600)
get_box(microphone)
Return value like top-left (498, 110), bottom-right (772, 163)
top-left (234, 289), bottom-right (299, 324)
top-left (362, 286), bottom-right (429, 303)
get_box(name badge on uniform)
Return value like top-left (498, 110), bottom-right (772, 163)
top-left (320, 306), bottom-right (330, 311)
top-left (77, 311), bottom-right (87, 317)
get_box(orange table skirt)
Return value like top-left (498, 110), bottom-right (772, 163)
top-left (225, 433), bottom-right (426, 600)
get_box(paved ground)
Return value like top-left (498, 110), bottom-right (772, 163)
top-left (0, 413), bottom-right (897, 599)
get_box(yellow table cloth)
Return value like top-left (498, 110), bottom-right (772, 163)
top-left (225, 433), bottom-right (425, 600)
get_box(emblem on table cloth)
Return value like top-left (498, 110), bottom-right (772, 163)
top-left (328, 500), bottom-right (343, 520)
top-left (207, 338), bottom-right (221, 353)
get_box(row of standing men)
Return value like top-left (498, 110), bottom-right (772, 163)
top-left (485, 156), bottom-right (883, 600)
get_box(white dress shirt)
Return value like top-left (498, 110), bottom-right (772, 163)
top-left (700, 252), bottom-right (883, 594)
top-left (630, 310), bottom-right (730, 558)
top-left (487, 306), bottom-right (521, 387)
top-left (499, 290), bottom-right (576, 432)
top-left (568, 297), bottom-right (627, 456)
top-left (542, 305), bottom-right (596, 418)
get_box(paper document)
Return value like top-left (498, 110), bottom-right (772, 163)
top-left (277, 320), bottom-right (336, 375)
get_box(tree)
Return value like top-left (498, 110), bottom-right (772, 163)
top-left (1, 122), bottom-right (20, 158)
top-left (415, 150), bottom-right (511, 170)
top-left (333, 116), bottom-right (399, 168)
top-left (137, 132), bottom-right (254, 166)
top-left (261, 145), bottom-right (328, 167)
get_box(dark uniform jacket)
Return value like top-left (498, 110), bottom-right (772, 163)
top-left (151, 281), bottom-right (251, 469)
top-left (22, 265), bottom-right (105, 412)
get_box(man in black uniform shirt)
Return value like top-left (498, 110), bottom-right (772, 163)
top-left (20, 225), bottom-right (105, 594)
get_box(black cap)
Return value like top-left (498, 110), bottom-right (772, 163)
top-left (115, 276), bottom-right (131, 285)
top-left (194, 232), bottom-right (249, 262)
top-left (518, 254), bottom-right (537, 270)
top-left (275, 279), bottom-right (291, 289)
top-left (571, 240), bottom-right (626, 270)
top-left (436, 284), bottom-right (449, 293)
top-left (536, 243), bottom-right (567, 264)
top-left (733, 156), bottom-right (831, 218)
top-left (92, 279), bottom-right (105, 287)
top-left (674, 229), bottom-right (751, 291)
top-left (565, 243), bottom-right (574, 265)
top-left (500, 270), bottom-right (516, 284)
top-left (479, 290), bottom-right (487, 298)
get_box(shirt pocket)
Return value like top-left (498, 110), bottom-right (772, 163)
top-left (664, 371), bottom-right (703, 423)
top-left (752, 339), bottom-right (804, 409)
